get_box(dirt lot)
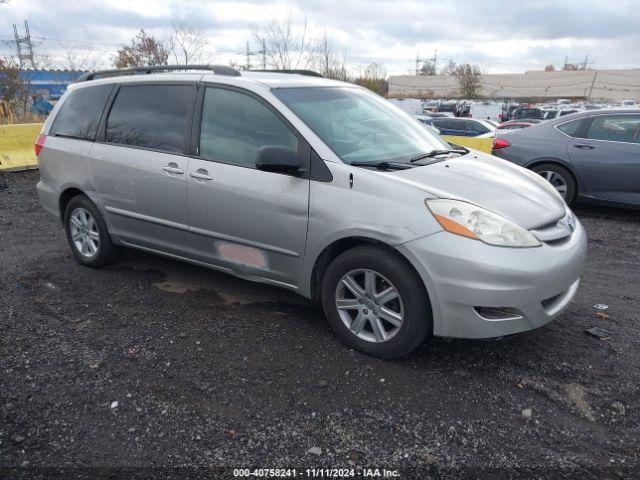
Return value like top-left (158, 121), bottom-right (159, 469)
top-left (1, 170), bottom-right (639, 478)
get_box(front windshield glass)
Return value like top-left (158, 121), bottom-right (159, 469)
top-left (272, 87), bottom-right (451, 165)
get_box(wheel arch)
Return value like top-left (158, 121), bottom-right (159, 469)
top-left (525, 158), bottom-right (580, 190)
top-left (309, 236), bottom-right (429, 306)
top-left (58, 187), bottom-right (86, 222)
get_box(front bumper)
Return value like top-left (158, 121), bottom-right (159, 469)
top-left (396, 220), bottom-right (587, 338)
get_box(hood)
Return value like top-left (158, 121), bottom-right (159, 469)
top-left (389, 152), bottom-right (566, 229)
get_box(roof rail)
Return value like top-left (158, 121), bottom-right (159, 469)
top-left (250, 69), bottom-right (324, 78)
top-left (77, 64), bottom-right (241, 82)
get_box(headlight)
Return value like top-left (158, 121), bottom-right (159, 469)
top-left (426, 199), bottom-right (541, 247)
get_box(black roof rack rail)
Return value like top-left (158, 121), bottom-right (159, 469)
top-left (250, 69), bottom-right (323, 78)
top-left (77, 64), bottom-right (241, 82)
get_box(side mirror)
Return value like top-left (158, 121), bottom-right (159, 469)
top-left (255, 146), bottom-right (301, 173)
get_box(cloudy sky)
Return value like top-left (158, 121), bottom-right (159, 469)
top-left (1, 0), bottom-right (638, 75)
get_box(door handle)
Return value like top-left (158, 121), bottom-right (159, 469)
top-left (162, 163), bottom-right (184, 174)
top-left (189, 169), bottom-right (213, 181)
top-left (573, 144), bottom-right (596, 150)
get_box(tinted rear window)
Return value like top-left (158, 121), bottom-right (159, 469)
top-left (586, 115), bottom-right (640, 143)
top-left (50, 85), bottom-right (112, 140)
top-left (106, 85), bottom-right (193, 153)
top-left (557, 119), bottom-right (584, 137)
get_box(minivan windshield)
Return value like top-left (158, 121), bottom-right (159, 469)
top-left (273, 87), bottom-right (452, 165)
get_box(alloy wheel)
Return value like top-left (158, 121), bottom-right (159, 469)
top-left (335, 269), bottom-right (404, 343)
top-left (69, 207), bottom-right (100, 258)
top-left (538, 170), bottom-right (568, 198)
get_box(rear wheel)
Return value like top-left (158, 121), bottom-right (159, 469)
top-left (321, 245), bottom-right (431, 359)
top-left (531, 163), bottom-right (576, 205)
top-left (64, 195), bottom-right (118, 268)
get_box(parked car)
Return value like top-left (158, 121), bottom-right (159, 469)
top-left (437, 100), bottom-right (457, 116)
top-left (497, 119), bottom-right (544, 130)
top-left (543, 109), bottom-right (580, 119)
top-left (420, 117), bottom-right (496, 137)
top-left (511, 107), bottom-right (544, 120)
top-left (388, 98), bottom-right (423, 115)
top-left (414, 115), bottom-right (441, 135)
top-left (492, 110), bottom-right (640, 206)
top-left (422, 111), bottom-right (451, 118)
top-left (422, 99), bottom-right (440, 113)
top-left (500, 103), bottom-right (520, 122)
top-left (470, 101), bottom-right (502, 121)
top-left (36, 65), bottom-right (587, 358)
top-left (497, 121), bottom-right (537, 131)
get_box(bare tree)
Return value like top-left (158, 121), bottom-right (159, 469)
top-left (354, 62), bottom-right (388, 95)
top-left (114, 29), bottom-right (168, 68)
top-left (311, 32), bottom-right (349, 80)
top-left (451, 63), bottom-right (482, 98)
top-left (57, 45), bottom-right (99, 71)
top-left (544, 64), bottom-right (556, 72)
top-left (441, 59), bottom-right (457, 75)
top-left (254, 15), bottom-right (313, 70)
top-left (169, 22), bottom-right (207, 65)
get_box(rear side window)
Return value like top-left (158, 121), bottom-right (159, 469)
top-left (585, 115), bottom-right (640, 144)
top-left (432, 119), bottom-right (457, 130)
top-left (50, 85), bottom-right (112, 140)
top-left (557, 119), bottom-right (584, 137)
top-left (106, 85), bottom-right (193, 153)
top-left (467, 121), bottom-right (489, 134)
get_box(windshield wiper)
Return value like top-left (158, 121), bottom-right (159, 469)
top-left (349, 161), bottom-right (413, 170)
top-left (409, 147), bottom-right (469, 163)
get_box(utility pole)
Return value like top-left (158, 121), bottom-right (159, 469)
top-left (13, 20), bottom-right (35, 69)
top-left (245, 41), bottom-right (252, 71)
top-left (582, 54), bottom-right (589, 71)
top-left (431, 49), bottom-right (438, 74)
top-left (415, 52), bottom-right (429, 76)
top-left (241, 40), bottom-right (266, 71)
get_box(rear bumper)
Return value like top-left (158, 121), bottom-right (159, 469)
top-left (37, 180), bottom-right (60, 220)
top-left (396, 220), bottom-right (587, 338)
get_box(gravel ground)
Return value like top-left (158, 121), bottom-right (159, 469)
top-left (1, 170), bottom-right (639, 479)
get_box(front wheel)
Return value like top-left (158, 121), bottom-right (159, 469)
top-left (321, 245), bottom-right (431, 359)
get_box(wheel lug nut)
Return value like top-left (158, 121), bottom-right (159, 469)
top-left (373, 311), bottom-right (378, 316)
top-left (363, 309), bottom-right (368, 314)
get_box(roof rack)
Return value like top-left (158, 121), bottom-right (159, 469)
top-left (250, 69), bottom-right (323, 78)
top-left (77, 64), bottom-right (241, 82)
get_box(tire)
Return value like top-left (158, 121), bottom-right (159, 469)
top-left (64, 194), bottom-right (118, 268)
top-left (321, 245), bottom-right (432, 359)
top-left (531, 163), bottom-right (577, 205)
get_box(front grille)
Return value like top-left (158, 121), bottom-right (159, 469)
top-left (530, 213), bottom-right (573, 243)
top-left (533, 220), bottom-right (559, 231)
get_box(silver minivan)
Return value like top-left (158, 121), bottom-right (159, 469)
top-left (36, 65), bottom-right (587, 358)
